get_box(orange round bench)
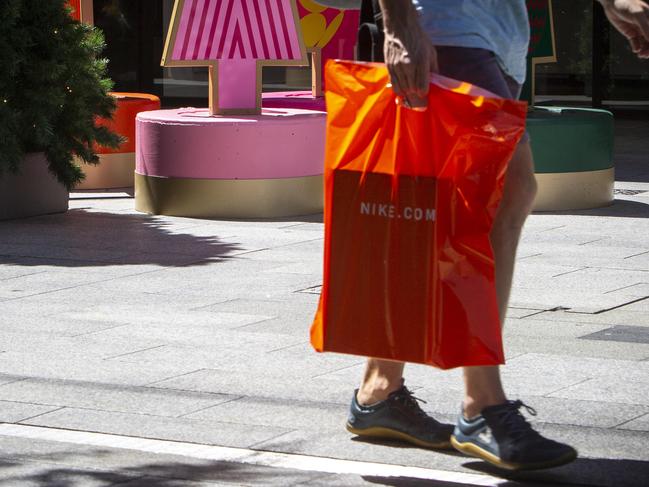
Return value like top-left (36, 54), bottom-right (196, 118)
top-left (77, 92), bottom-right (160, 189)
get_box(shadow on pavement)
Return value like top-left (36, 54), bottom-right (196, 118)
top-left (0, 209), bottom-right (243, 267)
top-left (1, 445), bottom-right (648, 487)
top-left (536, 198), bottom-right (649, 219)
top-left (2, 455), bottom-right (646, 486)
top-left (349, 436), bottom-right (649, 486)
top-left (462, 457), bottom-right (649, 487)
top-left (0, 453), bottom-right (310, 486)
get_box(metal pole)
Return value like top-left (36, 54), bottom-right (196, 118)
top-left (592, 1), bottom-right (610, 108)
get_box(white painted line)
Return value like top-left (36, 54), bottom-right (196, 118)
top-left (0, 423), bottom-right (508, 486)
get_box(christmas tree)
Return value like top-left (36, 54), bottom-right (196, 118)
top-left (0, 0), bottom-right (120, 190)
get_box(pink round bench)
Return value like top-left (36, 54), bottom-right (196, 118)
top-left (135, 100), bottom-right (326, 218)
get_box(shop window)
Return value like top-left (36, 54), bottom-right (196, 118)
top-left (535, 0), bottom-right (648, 107)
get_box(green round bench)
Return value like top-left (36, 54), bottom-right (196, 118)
top-left (527, 106), bottom-right (614, 211)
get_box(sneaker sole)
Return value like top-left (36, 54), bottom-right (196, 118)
top-left (346, 423), bottom-right (452, 450)
top-left (450, 436), bottom-right (577, 471)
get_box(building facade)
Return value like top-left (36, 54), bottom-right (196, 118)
top-left (90, 0), bottom-right (647, 111)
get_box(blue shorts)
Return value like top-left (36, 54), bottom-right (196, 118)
top-left (435, 46), bottom-right (529, 143)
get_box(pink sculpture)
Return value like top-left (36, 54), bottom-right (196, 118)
top-left (162, 0), bottom-right (307, 115)
top-left (297, 0), bottom-right (359, 96)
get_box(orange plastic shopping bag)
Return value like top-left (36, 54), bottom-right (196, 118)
top-left (310, 60), bottom-right (527, 369)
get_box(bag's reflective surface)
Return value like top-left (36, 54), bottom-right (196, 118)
top-left (311, 61), bottom-right (527, 369)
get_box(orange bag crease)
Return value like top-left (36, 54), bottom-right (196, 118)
top-left (311, 60), bottom-right (527, 369)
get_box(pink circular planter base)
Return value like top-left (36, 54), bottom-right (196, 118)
top-left (135, 102), bottom-right (326, 218)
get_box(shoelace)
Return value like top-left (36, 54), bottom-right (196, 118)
top-left (497, 400), bottom-right (540, 441)
top-left (390, 387), bottom-right (430, 418)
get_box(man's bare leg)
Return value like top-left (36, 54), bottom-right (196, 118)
top-left (357, 142), bottom-right (537, 412)
top-left (356, 359), bottom-right (404, 405)
top-left (463, 141), bottom-right (537, 417)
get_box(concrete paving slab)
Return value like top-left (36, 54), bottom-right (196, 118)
top-left (0, 378), bottom-right (236, 416)
top-left (235, 239), bottom-right (324, 263)
top-left (0, 242), bottom-right (132, 266)
top-left (532, 308), bottom-right (649, 327)
top-left (263, 261), bottom-right (323, 276)
top-left (615, 297), bottom-right (649, 312)
top-left (506, 352), bottom-right (649, 382)
top-left (505, 307), bottom-right (547, 318)
top-left (185, 295), bottom-right (320, 337)
top-left (623, 251), bottom-right (649, 270)
top-left (0, 401), bottom-right (61, 423)
top-left (517, 245), bottom-right (649, 270)
top-left (86, 265), bottom-right (320, 303)
top-left (618, 412), bottom-right (649, 432)
top-left (503, 334), bottom-right (649, 361)
top-left (107, 340), bottom-right (332, 375)
top-left (150, 369), bottom-right (354, 404)
top-left (503, 318), bottom-right (608, 338)
top-left (579, 325), bottom-right (649, 344)
top-left (518, 231), bottom-right (616, 246)
top-left (277, 222), bottom-right (324, 232)
top-left (0, 352), bottom-right (223, 387)
top-left (250, 426), bottom-right (469, 473)
top-left (233, 317), bottom-right (314, 337)
top-left (1, 313), bottom-right (134, 338)
top-left (183, 396), bottom-right (346, 431)
top-left (0, 330), bottom-right (165, 360)
top-left (549, 267), bottom-right (649, 294)
top-left (0, 268), bottom-right (47, 282)
top-left (92, 319), bottom-right (288, 348)
top-left (548, 377), bottom-right (649, 406)
top-left (606, 282), bottom-right (649, 298)
top-left (508, 289), bottom-right (644, 314)
top-left (23, 408), bottom-right (292, 450)
top-left (0, 268), bottom-right (131, 301)
top-left (513, 396), bottom-right (649, 429)
top-left (537, 423), bottom-right (649, 462)
top-left (0, 374), bottom-right (26, 387)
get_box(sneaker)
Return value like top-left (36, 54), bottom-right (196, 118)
top-left (451, 400), bottom-right (578, 471)
top-left (346, 383), bottom-right (454, 449)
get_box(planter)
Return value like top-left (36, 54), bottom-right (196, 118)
top-left (76, 92), bottom-right (160, 190)
top-left (135, 107), bottom-right (325, 218)
top-left (529, 106), bottom-right (615, 211)
top-left (0, 153), bottom-right (69, 220)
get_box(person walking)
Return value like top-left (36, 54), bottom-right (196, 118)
top-left (346, 0), bottom-right (649, 471)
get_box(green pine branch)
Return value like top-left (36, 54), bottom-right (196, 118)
top-left (0, 0), bottom-right (122, 191)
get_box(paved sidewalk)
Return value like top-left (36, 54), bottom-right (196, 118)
top-left (0, 119), bottom-right (648, 486)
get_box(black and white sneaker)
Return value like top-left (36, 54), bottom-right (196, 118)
top-left (346, 383), bottom-right (453, 449)
top-left (451, 400), bottom-right (577, 470)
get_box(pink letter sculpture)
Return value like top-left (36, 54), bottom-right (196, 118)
top-left (162, 0), bottom-right (307, 115)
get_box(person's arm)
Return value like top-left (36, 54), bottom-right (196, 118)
top-left (598, 0), bottom-right (649, 58)
top-left (379, 0), bottom-right (438, 109)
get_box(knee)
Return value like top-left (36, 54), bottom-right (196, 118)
top-left (497, 144), bottom-right (538, 226)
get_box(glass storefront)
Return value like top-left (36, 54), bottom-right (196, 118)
top-left (94, 0), bottom-right (314, 106)
top-left (535, 0), bottom-right (649, 108)
top-left (94, 0), bottom-right (648, 110)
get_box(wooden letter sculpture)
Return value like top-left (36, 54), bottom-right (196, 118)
top-left (163, 0), bottom-right (307, 115)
